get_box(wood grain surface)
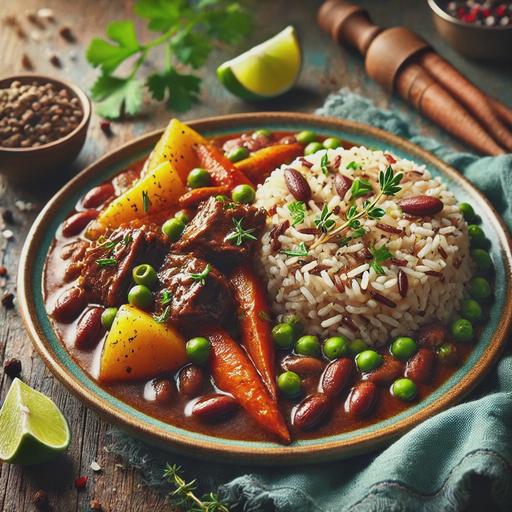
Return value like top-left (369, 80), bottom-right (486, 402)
top-left (0, 0), bottom-right (510, 510)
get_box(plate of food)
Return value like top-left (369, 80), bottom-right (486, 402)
top-left (18, 112), bottom-right (512, 464)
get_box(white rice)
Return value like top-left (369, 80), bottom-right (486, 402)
top-left (255, 146), bottom-right (473, 347)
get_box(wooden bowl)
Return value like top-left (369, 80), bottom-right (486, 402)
top-left (0, 74), bottom-right (91, 184)
top-left (428, 0), bottom-right (512, 62)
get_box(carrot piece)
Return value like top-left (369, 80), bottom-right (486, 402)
top-left (178, 185), bottom-right (230, 208)
top-left (207, 328), bottom-right (291, 444)
top-left (235, 143), bottom-right (303, 184)
top-left (195, 144), bottom-right (253, 188)
top-left (229, 264), bottom-right (277, 400)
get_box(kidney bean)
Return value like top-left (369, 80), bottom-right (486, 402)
top-left (61, 210), bottom-right (99, 237)
top-left (334, 174), bottom-right (352, 199)
top-left (145, 378), bottom-right (174, 404)
top-left (191, 394), bottom-right (238, 422)
top-left (281, 355), bottom-right (323, 377)
top-left (284, 168), bottom-right (311, 201)
top-left (405, 348), bottom-right (435, 383)
top-left (81, 183), bottom-right (115, 209)
top-left (417, 323), bottom-right (447, 349)
top-left (293, 393), bottom-right (331, 430)
top-left (52, 286), bottom-right (86, 322)
top-left (345, 381), bottom-right (378, 417)
top-left (319, 358), bottom-right (354, 397)
top-left (178, 365), bottom-right (204, 397)
top-left (362, 354), bottom-right (403, 386)
top-left (75, 307), bottom-right (104, 350)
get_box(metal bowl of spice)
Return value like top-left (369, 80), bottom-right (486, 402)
top-left (0, 74), bottom-right (91, 184)
top-left (428, 0), bottom-right (512, 62)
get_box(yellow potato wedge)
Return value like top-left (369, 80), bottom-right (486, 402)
top-left (143, 118), bottom-right (207, 183)
top-left (98, 161), bottom-right (185, 228)
top-left (99, 305), bottom-right (187, 383)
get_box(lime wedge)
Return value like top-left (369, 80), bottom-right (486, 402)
top-left (0, 378), bottom-right (70, 464)
top-left (217, 25), bottom-right (301, 101)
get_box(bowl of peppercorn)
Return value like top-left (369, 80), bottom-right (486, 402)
top-left (0, 74), bottom-right (91, 184)
top-left (428, 0), bottom-right (512, 62)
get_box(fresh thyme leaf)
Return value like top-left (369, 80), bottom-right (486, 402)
top-left (369, 245), bottom-right (392, 275)
top-left (348, 218), bottom-right (361, 229)
top-left (350, 227), bottom-right (367, 239)
top-left (367, 206), bottom-right (385, 219)
top-left (153, 305), bottom-right (171, 323)
top-left (142, 190), bottom-right (151, 213)
top-left (320, 152), bottom-right (329, 176)
top-left (190, 263), bottom-right (211, 286)
top-left (281, 242), bottom-right (309, 257)
top-left (346, 161), bottom-right (362, 170)
top-left (288, 201), bottom-right (305, 227)
top-left (225, 217), bottom-right (257, 246)
top-left (160, 289), bottom-right (172, 305)
top-left (96, 257), bottom-right (118, 267)
top-left (347, 205), bottom-right (359, 220)
top-left (314, 204), bottom-right (336, 233)
top-left (379, 166), bottom-right (403, 196)
top-left (350, 178), bottom-right (373, 199)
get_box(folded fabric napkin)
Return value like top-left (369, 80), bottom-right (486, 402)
top-left (107, 89), bottom-right (512, 511)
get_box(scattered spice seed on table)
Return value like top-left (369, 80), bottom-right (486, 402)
top-left (32, 490), bottom-right (50, 511)
top-left (2, 209), bottom-right (14, 224)
top-left (0, 266), bottom-right (7, 277)
top-left (1, 292), bottom-right (15, 309)
top-left (90, 500), bottom-right (103, 511)
top-left (3, 358), bottom-right (22, 378)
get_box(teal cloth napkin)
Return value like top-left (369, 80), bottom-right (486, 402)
top-left (107, 89), bottom-right (512, 511)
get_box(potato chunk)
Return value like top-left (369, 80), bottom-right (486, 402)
top-left (99, 305), bottom-right (187, 382)
top-left (98, 161), bottom-right (185, 228)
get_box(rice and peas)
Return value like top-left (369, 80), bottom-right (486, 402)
top-left (255, 146), bottom-right (472, 347)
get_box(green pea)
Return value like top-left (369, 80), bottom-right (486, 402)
top-left (101, 307), bottom-right (118, 330)
top-left (295, 335), bottom-right (321, 357)
top-left (128, 285), bottom-right (153, 311)
top-left (277, 371), bottom-right (301, 398)
top-left (355, 350), bottom-right (383, 372)
top-left (459, 202), bottom-right (476, 223)
top-left (231, 184), bottom-right (256, 204)
top-left (174, 210), bottom-right (189, 225)
top-left (349, 338), bottom-right (368, 356)
top-left (323, 336), bottom-right (349, 360)
top-left (282, 314), bottom-right (304, 338)
top-left (391, 378), bottom-right (417, 401)
top-left (469, 276), bottom-right (492, 302)
top-left (162, 218), bottom-right (185, 242)
top-left (186, 337), bottom-right (211, 365)
top-left (322, 137), bottom-right (341, 150)
top-left (253, 129), bottom-right (272, 138)
top-left (227, 146), bottom-right (249, 162)
top-left (451, 318), bottom-right (474, 343)
top-left (215, 195), bottom-right (229, 203)
top-left (460, 299), bottom-right (482, 322)
top-left (296, 130), bottom-right (318, 144)
top-left (436, 343), bottom-right (458, 365)
top-left (132, 264), bottom-right (157, 288)
top-left (468, 224), bottom-right (487, 248)
top-left (471, 248), bottom-right (493, 274)
top-left (187, 167), bottom-right (211, 188)
top-left (390, 336), bottom-right (417, 361)
top-left (272, 323), bottom-right (295, 350)
top-left (304, 142), bottom-right (324, 156)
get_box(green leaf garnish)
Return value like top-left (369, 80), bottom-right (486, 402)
top-left (90, 75), bottom-right (143, 119)
top-left (369, 245), bottom-right (392, 275)
top-left (281, 242), bottom-right (309, 257)
top-left (346, 161), bottom-right (362, 170)
top-left (189, 263), bottom-right (211, 286)
top-left (320, 152), bottom-right (329, 176)
top-left (350, 178), bottom-right (373, 199)
top-left (96, 257), bottom-right (118, 267)
top-left (314, 204), bottom-right (336, 233)
top-left (153, 305), bottom-right (171, 324)
top-left (225, 217), bottom-right (257, 246)
top-left (160, 289), bottom-right (172, 306)
top-left (379, 165), bottom-right (403, 196)
top-left (288, 201), bottom-right (305, 227)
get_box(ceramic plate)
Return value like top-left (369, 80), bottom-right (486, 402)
top-left (18, 113), bottom-right (512, 464)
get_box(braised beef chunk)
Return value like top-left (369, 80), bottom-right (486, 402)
top-left (156, 253), bottom-right (232, 327)
top-left (76, 224), bottom-right (168, 306)
top-left (175, 196), bottom-right (266, 261)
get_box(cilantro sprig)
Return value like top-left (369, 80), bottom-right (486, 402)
top-left (87, 1), bottom-right (253, 119)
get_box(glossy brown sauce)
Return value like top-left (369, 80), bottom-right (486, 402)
top-left (44, 132), bottom-right (473, 443)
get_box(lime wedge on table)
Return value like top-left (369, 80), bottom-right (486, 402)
top-left (0, 378), bottom-right (70, 464)
top-left (217, 25), bottom-right (301, 101)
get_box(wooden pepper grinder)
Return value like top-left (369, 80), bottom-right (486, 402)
top-left (318, 0), bottom-right (508, 155)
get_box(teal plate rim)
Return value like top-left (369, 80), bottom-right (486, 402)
top-left (17, 113), bottom-right (512, 465)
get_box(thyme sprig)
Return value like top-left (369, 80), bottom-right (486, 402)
top-left (163, 464), bottom-right (229, 512)
top-left (225, 217), bottom-right (257, 246)
top-left (310, 166), bottom-right (403, 249)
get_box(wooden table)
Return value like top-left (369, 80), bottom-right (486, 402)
top-left (0, 1), bottom-right (510, 510)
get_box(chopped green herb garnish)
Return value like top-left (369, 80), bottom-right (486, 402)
top-left (320, 152), bottom-right (329, 176)
top-left (379, 165), bottom-right (403, 196)
top-left (281, 242), bottom-right (309, 257)
top-left (225, 217), bottom-right (257, 246)
top-left (288, 201), bottom-right (305, 227)
top-left (160, 289), bottom-right (172, 306)
top-left (369, 245), bottom-right (392, 275)
top-left (123, 234), bottom-right (133, 245)
top-left (96, 257), bottom-right (118, 267)
top-left (350, 178), bottom-right (373, 199)
top-left (100, 240), bottom-right (118, 250)
top-left (142, 190), bottom-right (151, 213)
top-left (346, 161), bottom-right (362, 170)
top-left (190, 263), bottom-right (211, 286)
top-left (153, 305), bottom-right (171, 323)
top-left (314, 204), bottom-right (336, 233)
